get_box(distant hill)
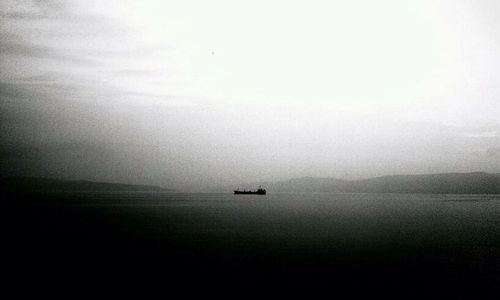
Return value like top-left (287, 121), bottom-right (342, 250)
top-left (0, 177), bottom-right (172, 192)
top-left (239, 172), bottom-right (500, 194)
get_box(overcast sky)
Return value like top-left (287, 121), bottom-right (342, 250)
top-left (1, 0), bottom-right (499, 190)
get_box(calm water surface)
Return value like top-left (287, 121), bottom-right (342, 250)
top-left (5, 191), bottom-right (500, 296)
top-left (45, 192), bottom-right (500, 256)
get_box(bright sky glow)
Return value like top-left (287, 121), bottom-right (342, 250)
top-left (1, 0), bottom-right (499, 189)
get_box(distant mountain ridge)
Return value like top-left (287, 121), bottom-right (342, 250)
top-left (239, 172), bottom-right (500, 194)
top-left (0, 177), bottom-right (172, 192)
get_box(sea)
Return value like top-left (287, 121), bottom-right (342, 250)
top-left (4, 191), bottom-right (500, 297)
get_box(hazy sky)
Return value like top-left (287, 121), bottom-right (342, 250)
top-left (1, 0), bottom-right (499, 189)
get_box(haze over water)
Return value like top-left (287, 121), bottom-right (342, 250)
top-left (2, 1), bottom-right (500, 296)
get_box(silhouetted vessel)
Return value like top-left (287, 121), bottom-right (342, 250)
top-left (234, 186), bottom-right (266, 195)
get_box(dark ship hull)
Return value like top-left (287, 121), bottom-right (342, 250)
top-left (234, 189), bottom-right (266, 195)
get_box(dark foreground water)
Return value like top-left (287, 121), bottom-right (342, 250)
top-left (3, 191), bottom-right (500, 297)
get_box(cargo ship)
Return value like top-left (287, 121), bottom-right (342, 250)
top-left (234, 186), bottom-right (266, 195)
